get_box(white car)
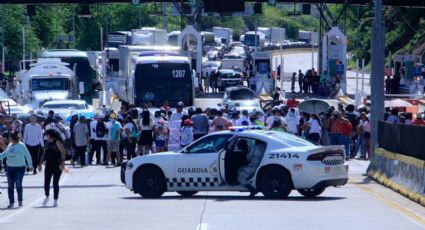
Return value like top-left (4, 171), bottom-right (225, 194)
top-left (223, 86), bottom-right (258, 108)
top-left (37, 100), bottom-right (94, 122)
top-left (122, 130), bottom-right (348, 199)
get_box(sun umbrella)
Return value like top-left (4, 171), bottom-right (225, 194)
top-left (385, 99), bottom-right (413, 108)
top-left (298, 99), bottom-right (331, 115)
top-left (65, 110), bottom-right (96, 122)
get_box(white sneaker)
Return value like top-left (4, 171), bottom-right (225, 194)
top-left (42, 197), bottom-right (49, 206)
top-left (53, 199), bottom-right (58, 207)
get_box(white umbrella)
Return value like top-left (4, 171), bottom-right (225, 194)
top-left (385, 99), bottom-right (413, 108)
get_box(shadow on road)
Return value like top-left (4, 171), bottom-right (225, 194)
top-left (121, 195), bottom-right (346, 202)
top-left (20, 184), bottom-right (120, 189)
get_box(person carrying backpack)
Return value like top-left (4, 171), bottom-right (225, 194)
top-left (95, 115), bottom-right (108, 165)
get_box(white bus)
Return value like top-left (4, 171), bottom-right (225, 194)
top-left (118, 52), bottom-right (194, 107)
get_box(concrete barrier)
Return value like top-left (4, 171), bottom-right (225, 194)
top-left (367, 148), bottom-right (425, 206)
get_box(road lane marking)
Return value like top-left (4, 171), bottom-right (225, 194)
top-left (353, 180), bottom-right (425, 226)
top-left (196, 223), bottom-right (208, 230)
top-left (0, 173), bottom-right (69, 224)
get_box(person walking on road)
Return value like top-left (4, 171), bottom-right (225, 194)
top-left (38, 129), bottom-right (66, 207)
top-left (0, 131), bottom-right (33, 208)
top-left (23, 114), bottom-right (44, 174)
top-left (73, 116), bottom-right (89, 166)
top-left (95, 115), bottom-right (108, 165)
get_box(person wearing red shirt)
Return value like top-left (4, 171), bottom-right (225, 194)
top-left (286, 95), bottom-right (299, 108)
top-left (412, 114), bottom-right (425, 126)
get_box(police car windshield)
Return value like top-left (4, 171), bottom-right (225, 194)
top-left (268, 132), bottom-right (316, 147)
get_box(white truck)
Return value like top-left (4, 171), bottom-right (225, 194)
top-left (298, 30), bottom-right (319, 45)
top-left (18, 58), bottom-right (81, 109)
top-left (213, 27), bottom-right (233, 46)
top-left (131, 27), bottom-right (167, 46)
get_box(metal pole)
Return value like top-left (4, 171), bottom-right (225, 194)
top-left (370, 0), bottom-right (385, 165)
top-left (280, 29), bottom-right (283, 89)
top-left (312, 43), bottom-right (314, 69)
top-left (356, 59), bottom-right (359, 93)
top-left (318, 3), bottom-right (323, 74)
top-left (22, 27), bottom-right (25, 64)
top-left (361, 58), bottom-right (365, 96)
top-left (280, 57), bottom-right (284, 91)
top-left (2, 5), bottom-right (5, 75)
top-left (254, 15), bottom-right (257, 72)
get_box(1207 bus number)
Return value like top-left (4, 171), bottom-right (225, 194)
top-left (172, 70), bottom-right (186, 78)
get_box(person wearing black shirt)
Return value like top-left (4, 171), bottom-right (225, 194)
top-left (38, 129), bottom-right (66, 207)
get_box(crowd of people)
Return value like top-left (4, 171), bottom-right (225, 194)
top-left (1, 93), bottom-right (425, 208)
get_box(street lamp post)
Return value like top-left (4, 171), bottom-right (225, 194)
top-left (370, 0), bottom-right (385, 167)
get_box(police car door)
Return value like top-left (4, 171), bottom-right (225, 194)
top-left (172, 134), bottom-right (231, 191)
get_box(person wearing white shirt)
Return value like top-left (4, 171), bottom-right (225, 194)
top-left (235, 110), bottom-right (252, 126)
top-left (89, 117), bottom-right (98, 165)
top-left (23, 115), bottom-right (44, 174)
top-left (306, 114), bottom-right (322, 144)
top-left (170, 102), bottom-right (187, 121)
top-left (266, 109), bottom-right (285, 130)
top-left (284, 108), bottom-right (299, 134)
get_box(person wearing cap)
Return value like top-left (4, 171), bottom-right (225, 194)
top-left (170, 102), bottom-right (187, 121)
top-left (180, 119), bottom-right (194, 149)
top-left (106, 113), bottom-right (122, 165)
top-left (73, 116), bottom-right (90, 166)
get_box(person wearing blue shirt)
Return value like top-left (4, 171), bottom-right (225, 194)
top-left (0, 131), bottom-right (32, 209)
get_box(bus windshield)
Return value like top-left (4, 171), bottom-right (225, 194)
top-left (244, 34), bottom-right (260, 47)
top-left (32, 78), bottom-right (69, 91)
top-left (135, 62), bottom-right (193, 107)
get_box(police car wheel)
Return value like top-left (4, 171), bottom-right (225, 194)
top-left (258, 167), bottom-right (292, 199)
top-left (177, 191), bottom-right (199, 197)
top-left (135, 166), bottom-right (166, 198)
top-left (297, 187), bottom-right (326, 198)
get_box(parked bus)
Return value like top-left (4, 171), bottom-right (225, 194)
top-left (118, 52), bottom-right (194, 107)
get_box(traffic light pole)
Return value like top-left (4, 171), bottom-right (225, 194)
top-left (370, 0), bottom-right (385, 166)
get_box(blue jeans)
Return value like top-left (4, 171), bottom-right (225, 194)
top-left (329, 133), bottom-right (339, 145)
top-left (338, 135), bottom-right (351, 158)
top-left (6, 166), bottom-right (26, 204)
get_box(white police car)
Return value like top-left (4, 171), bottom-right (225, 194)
top-left (122, 129), bottom-right (348, 199)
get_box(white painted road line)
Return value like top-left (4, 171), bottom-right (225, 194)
top-left (196, 223), bottom-right (208, 230)
top-left (0, 173), bottom-right (69, 224)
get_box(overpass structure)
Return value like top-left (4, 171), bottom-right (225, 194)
top-left (0, 0), bottom-right (424, 7)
